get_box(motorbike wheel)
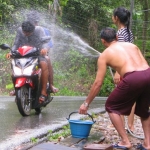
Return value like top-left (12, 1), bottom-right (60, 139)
top-left (16, 85), bottom-right (31, 116)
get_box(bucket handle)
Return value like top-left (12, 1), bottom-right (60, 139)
top-left (66, 111), bottom-right (96, 123)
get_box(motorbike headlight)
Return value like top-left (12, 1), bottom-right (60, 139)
top-left (23, 65), bottom-right (35, 76)
top-left (12, 61), bottom-right (36, 76)
top-left (13, 66), bottom-right (22, 76)
top-left (12, 58), bottom-right (38, 76)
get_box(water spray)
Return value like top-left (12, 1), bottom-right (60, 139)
top-left (8, 8), bottom-right (144, 140)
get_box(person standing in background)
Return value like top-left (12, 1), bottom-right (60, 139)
top-left (112, 7), bottom-right (135, 133)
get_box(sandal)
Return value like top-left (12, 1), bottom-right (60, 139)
top-left (137, 144), bottom-right (147, 150)
top-left (39, 94), bottom-right (47, 104)
top-left (113, 143), bottom-right (129, 150)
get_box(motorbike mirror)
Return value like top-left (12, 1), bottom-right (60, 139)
top-left (0, 44), bottom-right (11, 50)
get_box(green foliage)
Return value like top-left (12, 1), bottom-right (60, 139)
top-left (0, 0), bottom-right (149, 97)
top-left (53, 48), bottom-right (114, 96)
top-left (53, 49), bottom-right (97, 96)
top-left (99, 73), bottom-right (114, 96)
top-left (6, 83), bottom-right (14, 90)
top-left (0, 2), bottom-right (14, 24)
top-left (91, 112), bottom-right (97, 118)
top-left (30, 137), bottom-right (38, 143)
top-left (48, 125), bottom-right (71, 141)
top-left (62, 0), bottom-right (131, 50)
top-left (56, 87), bottom-right (81, 96)
top-left (60, 0), bottom-right (69, 6)
top-left (0, 28), bottom-right (15, 95)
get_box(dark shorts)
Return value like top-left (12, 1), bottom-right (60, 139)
top-left (105, 68), bottom-right (150, 118)
top-left (38, 56), bottom-right (47, 62)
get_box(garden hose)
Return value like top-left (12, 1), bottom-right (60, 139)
top-left (125, 121), bottom-right (144, 140)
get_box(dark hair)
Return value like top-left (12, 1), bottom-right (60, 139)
top-left (113, 7), bottom-right (131, 40)
top-left (100, 27), bottom-right (117, 42)
top-left (22, 21), bottom-right (35, 33)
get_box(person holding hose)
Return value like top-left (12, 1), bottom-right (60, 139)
top-left (79, 27), bottom-right (150, 150)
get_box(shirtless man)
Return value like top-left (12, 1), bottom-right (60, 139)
top-left (79, 27), bottom-right (150, 150)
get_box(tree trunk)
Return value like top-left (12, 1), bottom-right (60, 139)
top-left (88, 19), bottom-right (98, 48)
top-left (142, 0), bottom-right (149, 55)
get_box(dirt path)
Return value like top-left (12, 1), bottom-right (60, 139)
top-left (92, 112), bottom-right (144, 149)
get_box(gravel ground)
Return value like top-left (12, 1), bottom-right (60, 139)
top-left (91, 112), bottom-right (144, 149)
top-left (16, 112), bottom-right (144, 150)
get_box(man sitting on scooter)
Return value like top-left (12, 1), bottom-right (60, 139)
top-left (6, 21), bottom-right (52, 104)
top-left (26, 11), bottom-right (58, 95)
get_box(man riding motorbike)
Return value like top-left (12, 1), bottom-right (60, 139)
top-left (26, 11), bottom-right (58, 95)
top-left (6, 21), bottom-right (52, 104)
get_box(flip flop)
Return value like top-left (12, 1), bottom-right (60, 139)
top-left (39, 94), bottom-right (47, 104)
top-left (136, 144), bottom-right (147, 150)
top-left (113, 143), bottom-right (129, 150)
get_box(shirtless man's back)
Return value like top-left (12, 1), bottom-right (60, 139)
top-left (100, 41), bottom-right (149, 77)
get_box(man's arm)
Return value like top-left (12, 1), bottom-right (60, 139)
top-left (6, 28), bottom-right (22, 59)
top-left (11, 28), bottom-right (22, 52)
top-left (79, 53), bottom-right (107, 114)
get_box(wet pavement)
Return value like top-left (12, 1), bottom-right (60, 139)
top-left (30, 142), bottom-right (80, 150)
top-left (0, 96), bottom-right (106, 149)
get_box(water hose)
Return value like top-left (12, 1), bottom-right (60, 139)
top-left (125, 121), bottom-right (144, 139)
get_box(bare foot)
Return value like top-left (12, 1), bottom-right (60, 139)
top-left (51, 86), bottom-right (59, 93)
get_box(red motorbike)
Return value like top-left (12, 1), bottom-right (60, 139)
top-left (0, 44), bottom-right (53, 116)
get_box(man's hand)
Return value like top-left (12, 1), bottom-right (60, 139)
top-left (79, 102), bottom-right (89, 114)
top-left (114, 71), bottom-right (120, 85)
top-left (6, 53), bottom-right (11, 59)
top-left (40, 49), bottom-right (48, 56)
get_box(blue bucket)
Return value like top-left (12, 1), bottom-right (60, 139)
top-left (66, 111), bottom-right (96, 138)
